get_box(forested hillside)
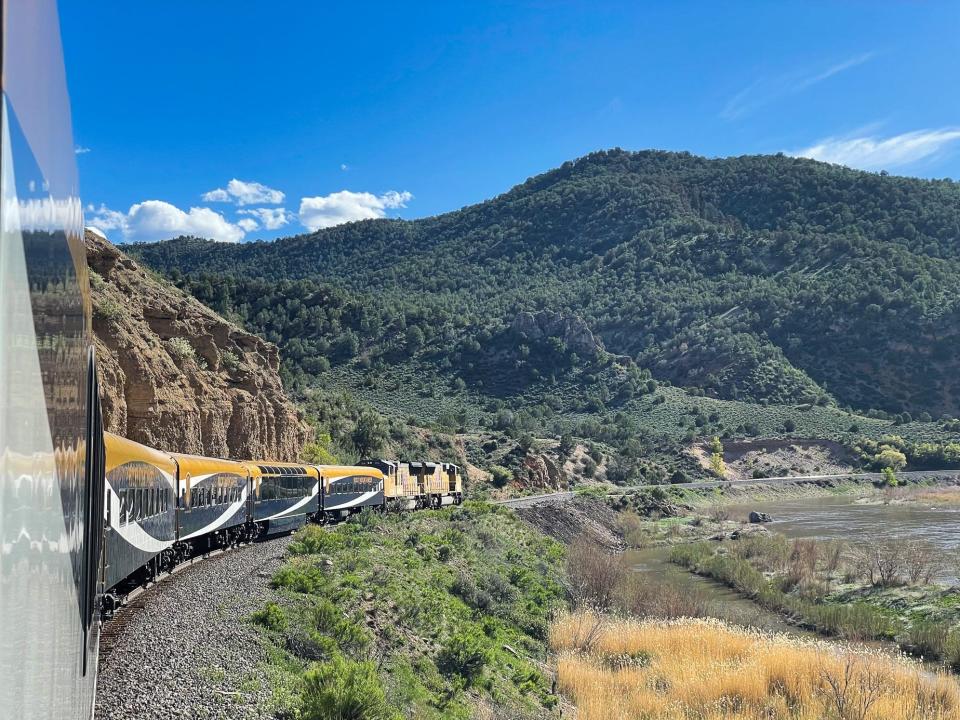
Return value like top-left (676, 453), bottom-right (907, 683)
top-left (134, 149), bottom-right (960, 423)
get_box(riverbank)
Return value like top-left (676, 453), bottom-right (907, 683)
top-left (603, 471), bottom-right (960, 518)
top-left (668, 528), bottom-right (960, 669)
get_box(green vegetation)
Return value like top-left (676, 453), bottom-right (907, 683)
top-left (669, 533), bottom-right (960, 668)
top-left (252, 504), bottom-right (565, 719)
top-left (166, 336), bottom-right (196, 361)
top-left (855, 434), bottom-right (960, 470)
top-left (134, 150), bottom-right (960, 417)
top-left (130, 150), bottom-right (960, 483)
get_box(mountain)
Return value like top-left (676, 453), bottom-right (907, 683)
top-left (86, 230), bottom-right (312, 460)
top-left (132, 149), bottom-right (960, 422)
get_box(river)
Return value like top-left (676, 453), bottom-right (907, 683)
top-left (627, 492), bottom-right (960, 655)
top-left (729, 494), bottom-right (960, 584)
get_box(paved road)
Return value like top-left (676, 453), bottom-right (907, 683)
top-left (494, 469), bottom-right (960, 508)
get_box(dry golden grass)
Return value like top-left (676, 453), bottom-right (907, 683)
top-left (899, 487), bottom-right (960, 506)
top-left (551, 612), bottom-right (960, 720)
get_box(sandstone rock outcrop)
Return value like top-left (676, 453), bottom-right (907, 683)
top-left (86, 230), bottom-right (312, 460)
top-left (519, 453), bottom-right (566, 490)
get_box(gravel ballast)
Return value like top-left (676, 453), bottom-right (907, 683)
top-left (95, 536), bottom-right (292, 720)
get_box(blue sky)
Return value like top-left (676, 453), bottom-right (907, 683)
top-left (60, 1), bottom-right (960, 243)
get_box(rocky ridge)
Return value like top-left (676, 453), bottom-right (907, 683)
top-left (87, 229), bottom-right (311, 460)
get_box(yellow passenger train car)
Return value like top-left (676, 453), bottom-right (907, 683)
top-left (319, 464), bottom-right (386, 520)
top-left (103, 432), bottom-right (177, 594)
top-left (170, 452), bottom-right (250, 550)
top-left (244, 461), bottom-right (321, 534)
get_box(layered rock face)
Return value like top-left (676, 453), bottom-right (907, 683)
top-left (86, 230), bottom-right (312, 461)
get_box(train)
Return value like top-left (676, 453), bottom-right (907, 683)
top-left (0, 3), bottom-right (463, 717)
top-left (102, 432), bottom-right (463, 612)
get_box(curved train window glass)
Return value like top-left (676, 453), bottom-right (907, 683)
top-left (330, 475), bottom-right (378, 494)
top-left (257, 467), bottom-right (311, 500)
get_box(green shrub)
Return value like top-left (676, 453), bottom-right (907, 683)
top-left (301, 656), bottom-right (396, 720)
top-left (272, 565), bottom-right (328, 594)
top-left (95, 296), bottom-right (123, 321)
top-left (166, 336), bottom-right (195, 360)
top-left (251, 601), bottom-right (287, 632)
top-left (907, 619), bottom-right (960, 666)
top-left (290, 525), bottom-right (345, 555)
top-left (312, 599), bottom-right (370, 657)
top-left (220, 349), bottom-right (240, 369)
top-left (437, 627), bottom-right (491, 684)
top-left (490, 465), bottom-right (512, 488)
top-left (805, 602), bottom-right (897, 641)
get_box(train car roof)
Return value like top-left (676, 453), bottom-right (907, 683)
top-left (241, 461), bottom-right (319, 480)
top-left (170, 451), bottom-right (249, 477)
top-left (317, 465), bottom-right (385, 480)
top-left (104, 432), bottom-right (177, 475)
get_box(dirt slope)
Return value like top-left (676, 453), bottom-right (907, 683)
top-left (86, 229), bottom-right (311, 460)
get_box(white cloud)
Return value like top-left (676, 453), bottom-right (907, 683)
top-left (201, 187), bottom-right (231, 202)
top-left (202, 178), bottom-right (285, 206)
top-left (237, 218), bottom-right (260, 233)
top-left (340, 163), bottom-right (349, 171)
top-left (790, 128), bottom-right (960, 171)
top-left (722, 52), bottom-right (875, 120)
top-left (75, 146), bottom-right (91, 155)
top-left (86, 200), bottom-right (246, 243)
top-left (238, 207), bottom-right (293, 230)
top-left (298, 190), bottom-right (413, 231)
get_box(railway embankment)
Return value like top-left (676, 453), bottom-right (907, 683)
top-left (511, 494), bottom-right (624, 550)
top-left (95, 536), bottom-right (293, 720)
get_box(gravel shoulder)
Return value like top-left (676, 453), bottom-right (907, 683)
top-left (95, 536), bottom-right (292, 720)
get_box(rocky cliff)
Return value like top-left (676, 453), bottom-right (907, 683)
top-left (86, 229), bottom-right (312, 460)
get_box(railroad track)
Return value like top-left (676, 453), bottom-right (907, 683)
top-left (96, 544), bottom-right (245, 655)
top-left (98, 593), bottom-right (149, 659)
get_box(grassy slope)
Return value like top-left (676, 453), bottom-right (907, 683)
top-left (251, 504), bottom-right (565, 720)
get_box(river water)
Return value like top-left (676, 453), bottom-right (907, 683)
top-left (728, 494), bottom-right (960, 584)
